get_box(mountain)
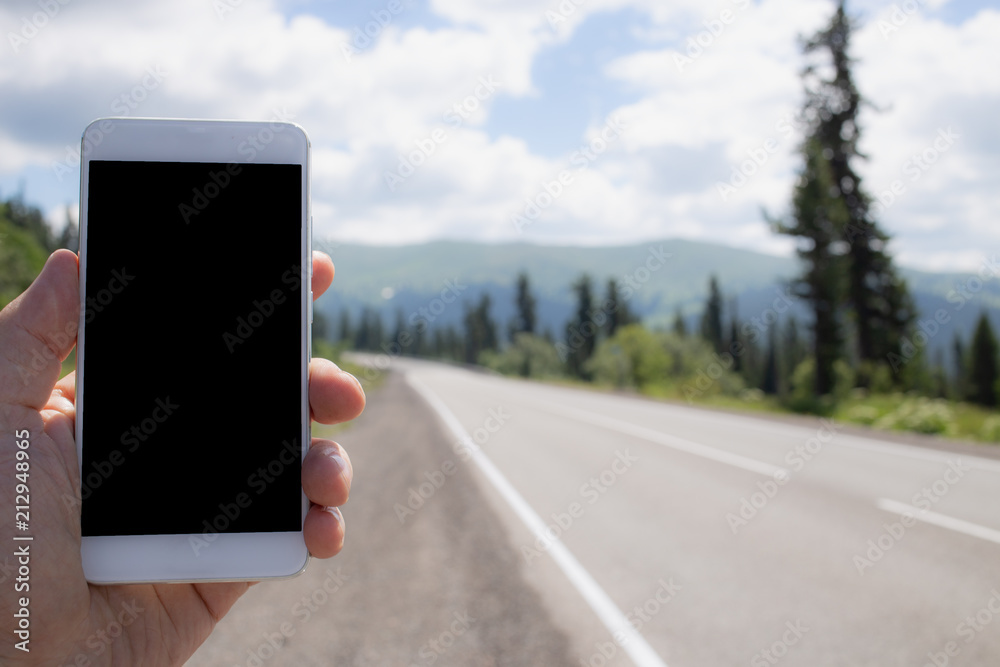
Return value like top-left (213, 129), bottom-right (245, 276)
top-left (313, 238), bottom-right (1000, 362)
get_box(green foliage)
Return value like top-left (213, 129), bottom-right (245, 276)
top-left (0, 216), bottom-right (48, 308)
top-left (968, 312), bottom-right (999, 407)
top-left (785, 357), bottom-right (853, 413)
top-left (672, 308), bottom-right (687, 337)
top-left (564, 274), bottom-right (597, 379)
top-left (480, 333), bottom-right (563, 379)
top-left (586, 324), bottom-right (670, 388)
top-left (604, 278), bottom-right (636, 337)
top-left (510, 272), bottom-right (536, 338)
top-left (463, 293), bottom-right (498, 364)
top-left (585, 324), bottom-right (744, 400)
top-left (980, 415), bottom-right (1000, 443)
top-left (699, 275), bottom-right (724, 354)
top-left (844, 403), bottom-right (879, 425)
top-left (874, 397), bottom-right (956, 435)
top-left (0, 195), bottom-right (68, 309)
top-left (774, 1), bottom-right (914, 399)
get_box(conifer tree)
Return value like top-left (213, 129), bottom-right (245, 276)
top-left (968, 312), bottom-right (999, 408)
top-left (700, 275), bottom-right (725, 355)
top-left (793, 0), bottom-right (915, 388)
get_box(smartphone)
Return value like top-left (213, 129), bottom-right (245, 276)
top-left (76, 117), bottom-right (312, 583)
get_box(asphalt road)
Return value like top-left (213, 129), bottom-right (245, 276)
top-left (191, 357), bottom-right (1000, 666)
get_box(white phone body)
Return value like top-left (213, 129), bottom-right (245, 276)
top-left (77, 118), bottom-right (312, 583)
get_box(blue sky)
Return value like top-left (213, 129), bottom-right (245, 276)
top-left (1, 0), bottom-right (998, 271)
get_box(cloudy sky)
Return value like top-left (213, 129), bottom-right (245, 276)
top-left (1, 0), bottom-right (997, 271)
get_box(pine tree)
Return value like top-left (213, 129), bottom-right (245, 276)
top-left (564, 275), bottom-right (597, 379)
top-left (672, 308), bottom-right (687, 337)
top-left (313, 311), bottom-right (329, 342)
top-left (510, 272), bottom-right (537, 338)
top-left (729, 318), bottom-right (742, 374)
top-left (761, 326), bottom-right (780, 395)
top-left (605, 278), bottom-right (636, 337)
top-left (800, 0), bottom-right (915, 385)
top-left (354, 307), bottom-right (372, 350)
top-left (952, 333), bottom-right (967, 399)
top-left (700, 275), bottom-right (724, 355)
top-left (774, 136), bottom-right (846, 396)
top-left (391, 308), bottom-right (407, 353)
top-left (463, 294), bottom-right (498, 364)
top-left (337, 310), bottom-right (353, 344)
top-left (968, 312), bottom-right (999, 408)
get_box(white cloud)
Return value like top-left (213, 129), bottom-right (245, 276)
top-left (0, 0), bottom-right (996, 272)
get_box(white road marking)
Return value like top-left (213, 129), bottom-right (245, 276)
top-left (877, 498), bottom-right (1000, 546)
top-left (407, 374), bottom-right (670, 667)
top-left (524, 398), bottom-right (789, 479)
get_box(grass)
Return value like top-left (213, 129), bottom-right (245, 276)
top-left (526, 372), bottom-right (1000, 448)
top-left (829, 390), bottom-right (1000, 444)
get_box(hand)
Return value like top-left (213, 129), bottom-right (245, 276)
top-left (0, 250), bottom-right (365, 666)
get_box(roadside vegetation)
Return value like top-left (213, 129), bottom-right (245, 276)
top-left (332, 4), bottom-right (1000, 447)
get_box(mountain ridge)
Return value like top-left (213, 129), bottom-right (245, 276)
top-left (313, 237), bottom-right (1000, 362)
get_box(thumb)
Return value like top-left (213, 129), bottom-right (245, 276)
top-left (0, 249), bottom-right (79, 408)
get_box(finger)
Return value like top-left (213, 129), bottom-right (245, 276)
top-left (0, 250), bottom-right (79, 408)
top-left (304, 505), bottom-right (345, 559)
top-left (302, 439), bottom-right (352, 508)
top-left (309, 358), bottom-right (365, 424)
top-left (48, 369), bottom-right (76, 406)
top-left (311, 251), bottom-right (334, 301)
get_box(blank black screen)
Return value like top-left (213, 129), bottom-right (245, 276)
top-left (81, 160), bottom-right (303, 537)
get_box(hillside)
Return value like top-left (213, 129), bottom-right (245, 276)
top-left (314, 238), bottom-right (1000, 360)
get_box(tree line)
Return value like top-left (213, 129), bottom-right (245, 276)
top-left (336, 1), bottom-right (1000, 414)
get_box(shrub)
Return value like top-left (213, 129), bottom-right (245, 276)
top-left (874, 398), bottom-right (956, 435)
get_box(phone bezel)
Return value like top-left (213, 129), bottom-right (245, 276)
top-left (76, 117), bottom-right (312, 584)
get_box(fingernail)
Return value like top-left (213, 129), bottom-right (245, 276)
top-left (342, 370), bottom-right (365, 396)
top-left (326, 451), bottom-right (351, 479)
